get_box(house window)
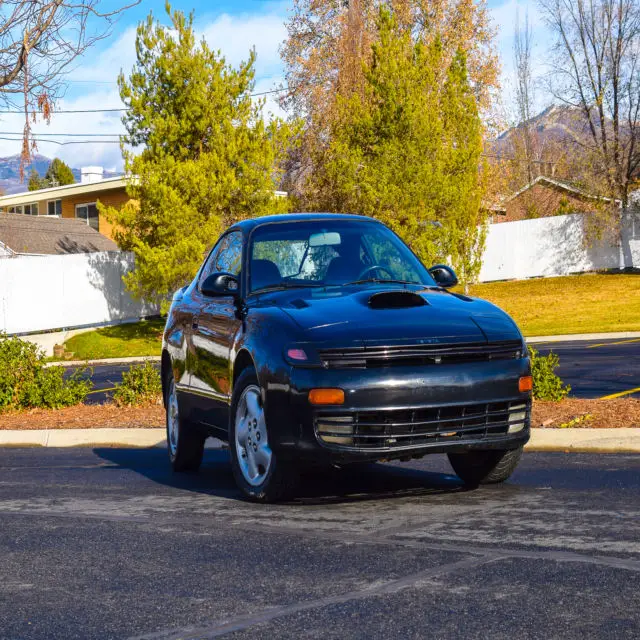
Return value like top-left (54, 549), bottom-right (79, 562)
top-left (75, 202), bottom-right (99, 231)
top-left (8, 205), bottom-right (24, 214)
top-left (23, 203), bottom-right (39, 215)
top-left (47, 199), bottom-right (62, 216)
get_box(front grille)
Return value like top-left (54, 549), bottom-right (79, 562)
top-left (318, 340), bottom-right (523, 369)
top-left (315, 400), bottom-right (530, 450)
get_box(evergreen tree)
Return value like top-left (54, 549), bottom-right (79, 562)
top-left (28, 168), bottom-right (46, 191)
top-left (44, 158), bottom-right (75, 186)
top-left (314, 7), bottom-right (485, 288)
top-left (102, 6), bottom-right (293, 308)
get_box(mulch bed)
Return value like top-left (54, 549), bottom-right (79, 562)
top-left (532, 398), bottom-right (640, 429)
top-left (1, 398), bottom-right (639, 430)
top-left (0, 403), bottom-right (164, 430)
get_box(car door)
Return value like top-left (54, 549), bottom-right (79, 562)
top-left (189, 231), bottom-right (243, 433)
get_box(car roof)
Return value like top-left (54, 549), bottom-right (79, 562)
top-left (228, 213), bottom-right (381, 233)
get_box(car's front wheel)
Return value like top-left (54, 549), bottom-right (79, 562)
top-left (447, 446), bottom-right (524, 486)
top-left (229, 367), bottom-right (298, 502)
top-left (165, 371), bottom-right (205, 472)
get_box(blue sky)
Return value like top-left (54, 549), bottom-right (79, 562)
top-left (1, 0), bottom-right (550, 171)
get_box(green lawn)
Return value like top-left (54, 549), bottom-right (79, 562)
top-left (62, 318), bottom-right (165, 360)
top-left (57, 273), bottom-right (639, 360)
top-left (468, 272), bottom-right (640, 337)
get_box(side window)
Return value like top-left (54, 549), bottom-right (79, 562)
top-left (215, 232), bottom-right (243, 275)
top-left (198, 232), bottom-right (243, 289)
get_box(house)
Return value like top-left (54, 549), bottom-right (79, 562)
top-left (492, 175), bottom-right (618, 223)
top-left (0, 168), bottom-right (130, 240)
top-left (0, 213), bottom-right (118, 256)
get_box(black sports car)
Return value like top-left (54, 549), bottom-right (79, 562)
top-left (162, 213), bottom-right (532, 501)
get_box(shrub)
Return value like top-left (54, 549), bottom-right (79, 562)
top-left (528, 346), bottom-right (571, 401)
top-left (0, 332), bottom-right (91, 411)
top-left (113, 362), bottom-right (162, 407)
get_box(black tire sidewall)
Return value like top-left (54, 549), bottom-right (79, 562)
top-left (229, 367), bottom-right (290, 501)
top-left (164, 369), bottom-right (204, 472)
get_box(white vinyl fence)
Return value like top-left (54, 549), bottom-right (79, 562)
top-left (0, 251), bottom-right (158, 335)
top-left (1, 212), bottom-right (639, 335)
top-left (479, 211), bottom-right (640, 282)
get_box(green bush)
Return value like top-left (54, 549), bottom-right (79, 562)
top-left (528, 346), bottom-right (571, 401)
top-left (0, 332), bottom-right (91, 411)
top-left (113, 362), bottom-right (162, 407)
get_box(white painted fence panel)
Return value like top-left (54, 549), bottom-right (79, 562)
top-left (0, 251), bottom-right (158, 334)
top-left (479, 212), bottom-right (640, 282)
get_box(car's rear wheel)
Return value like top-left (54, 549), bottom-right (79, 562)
top-left (447, 446), bottom-right (524, 486)
top-left (165, 371), bottom-right (205, 472)
top-left (230, 367), bottom-right (298, 502)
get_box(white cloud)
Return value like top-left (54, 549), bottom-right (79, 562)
top-left (0, 10), bottom-right (289, 171)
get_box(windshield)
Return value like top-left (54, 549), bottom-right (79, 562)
top-left (248, 219), bottom-right (436, 293)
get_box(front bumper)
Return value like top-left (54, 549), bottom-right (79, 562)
top-left (266, 358), bottom-right (532, 463)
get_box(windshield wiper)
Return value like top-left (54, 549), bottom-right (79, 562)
top-left (252, 282), bottom-right (326, 294)
top-left (344, 278), bottom-right (420, 286)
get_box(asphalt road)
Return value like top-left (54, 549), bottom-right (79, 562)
top-left (71, 336), bottom-right (640, 403)
top-left (535, 337), bottom-right (640, 399)
top-left (0, 448), bottom-right (639, 639)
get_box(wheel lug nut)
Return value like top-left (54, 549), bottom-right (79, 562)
top-left (256, 432), bottom-right (261, 441)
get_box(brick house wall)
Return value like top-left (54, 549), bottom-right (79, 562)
top-left (500, 182), bottom-right (601, 223)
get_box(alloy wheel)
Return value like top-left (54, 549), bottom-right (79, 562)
top-left (235, 385), bottom-right (272, 486)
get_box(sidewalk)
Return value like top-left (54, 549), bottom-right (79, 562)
top-left (0, 428), bottom-right (638, 453)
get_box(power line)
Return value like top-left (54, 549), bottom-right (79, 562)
top-left (0, 136), bottom-right (120, 145)
top-left (0, 85), bottom-right (289, 115)
top-left (0, 131), bottom-right (122, 137)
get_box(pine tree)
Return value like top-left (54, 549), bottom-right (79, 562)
top-left (315, 7), bottom-right (485, 287)
top-left (44, 158), bottom-right (75, 187)
top-left (28, 168), bottom-right (45, 191)
top-left (101, 6), bottom-right (293, 308)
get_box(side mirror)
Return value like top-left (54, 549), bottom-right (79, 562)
top-left (201, 272), bottom-right (239, 297)
top-left (429, 264), bottom-right (458, 289)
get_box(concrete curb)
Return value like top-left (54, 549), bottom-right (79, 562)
top-left (526, 331), bottom-right (640, 344)
top-left (47, 355), bottom-right (161, 368)
top-left (0, 428), bottom-right (638, 453)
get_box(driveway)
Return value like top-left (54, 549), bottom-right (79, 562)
top-left (0, 447), bottom-right (638, 639)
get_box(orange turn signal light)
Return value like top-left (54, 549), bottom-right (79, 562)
top-left (519, 375), bottom-right (533, 393)
top-left (308, 388), bottom-right (345, 405)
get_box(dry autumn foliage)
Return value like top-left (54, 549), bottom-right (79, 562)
top-left (281, 0), bottom-right (500, 200)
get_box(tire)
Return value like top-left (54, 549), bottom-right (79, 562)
top-left (447, 446), bottom-right (524, 486)
top-left (229, 367), bottom-right (299, 503)
top-left (165, 370), bottom-right (205, 472)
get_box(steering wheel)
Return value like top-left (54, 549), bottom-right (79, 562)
top-left (356, 264), bottom-right (394, 281)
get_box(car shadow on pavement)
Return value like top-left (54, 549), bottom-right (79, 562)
top-left (93, 446), bottom-right (474, 505)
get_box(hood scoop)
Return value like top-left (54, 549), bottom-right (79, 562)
top-left (367, 290), bottom-right (427, 309)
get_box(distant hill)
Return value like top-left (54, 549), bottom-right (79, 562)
top-left (491, 105), bottom-right (594, 155)
top-left (0, 154), bottom-right (120, 194)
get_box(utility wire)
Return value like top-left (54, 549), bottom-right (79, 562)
top-left (0, 85), bottom-right (289, 115)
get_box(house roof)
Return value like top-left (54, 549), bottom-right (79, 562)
top-left (0, 213), bottom-right (119, 255)
top-left (0, 175), bottom-right (127, 207)
top-left (503, 175), bottom-right (618, 205)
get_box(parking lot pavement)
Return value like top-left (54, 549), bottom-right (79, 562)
top-left (1, 448), bottom-right (639, 639)
top-left (535, 337), bottom-right (640, 399)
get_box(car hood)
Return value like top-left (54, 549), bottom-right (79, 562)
top-left (266, 286), bottom-right (522, 345)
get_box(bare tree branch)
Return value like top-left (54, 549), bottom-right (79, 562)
top-left (0, 0), bottom-right (140, 176)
